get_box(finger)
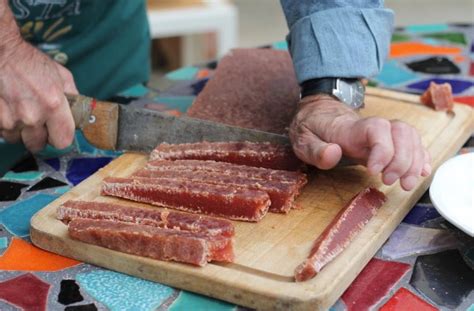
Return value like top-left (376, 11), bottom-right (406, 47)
top-left (56, 64), bottom-right (79, 95)
top-left (291, 127), bottom-right (342, 170)
top-left (400, 128), bottom-right (425, 190)
top-left (364, 118), bottom-right (395, 175)
top-left (1, 129), bottom-right (22, 144)
top-left (45, 95), bottom-right (75, 149)
top-left (0, 97), bottom-right (16, 131)
top-left (421, 149), bottom-right (432, 176)
top-left (382, 121), bottom-right (414, 186)
top-left (21, 124), bottom-right (48, 153)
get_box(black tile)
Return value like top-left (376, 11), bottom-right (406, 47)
top-left (58, 279), bottom-right (84, 305)
top-left (64, 304), bottom-right (97, 311)
top-left (11, 154), bottom-right (38, 172)
top-left (406, 57), bottom-right (460, 74)
top-left (27, 177), bottom-right (67, 192)
top-left (0, 181), bottom-right (28, 201)
top-left (410, 249), bottom-right (474, 308)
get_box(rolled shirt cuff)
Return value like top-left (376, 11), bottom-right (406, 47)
top-left (286, 7), bottom-right (394, 83)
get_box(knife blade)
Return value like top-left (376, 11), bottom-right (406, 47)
top-left (67, 94), bottom-right (290, 152)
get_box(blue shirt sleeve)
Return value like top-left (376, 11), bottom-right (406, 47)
top-left (280, 0), bottom-right (394, 83)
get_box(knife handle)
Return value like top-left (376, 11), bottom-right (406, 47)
top-left (66, 94), bottom-right (119, 150)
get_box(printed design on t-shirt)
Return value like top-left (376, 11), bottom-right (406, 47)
top-left (11, 0), bottom-right (82, 64)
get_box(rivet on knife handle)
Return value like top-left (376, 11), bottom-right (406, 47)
top-left (66, 94), bottom-right (119, 151)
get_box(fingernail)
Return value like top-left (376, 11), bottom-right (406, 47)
top-left (423, 163), bottom-right (432, 175)
top-left (403, 176), bottom-right (417, 190)
top-left (370, 164), bottom-right (384, 175)
top-left (384, 173), bottom-right (398, 185)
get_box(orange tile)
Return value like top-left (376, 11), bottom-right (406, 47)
top-left (454, 55), bottom-right (466, 63)
top-left (0, 238), bottom-right (80, 271)
top-left (196, 69), bottom-right (212, 79)
top-left (164, 109), bottom-right (182, 117)
top-left (390, 42), bottom-right (462, 58)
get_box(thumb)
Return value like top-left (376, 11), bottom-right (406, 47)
top-left (291, 130), bottom-right (343, 170)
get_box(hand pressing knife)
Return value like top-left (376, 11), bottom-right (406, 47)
top-left (67, 94), bottom-right (290, 152)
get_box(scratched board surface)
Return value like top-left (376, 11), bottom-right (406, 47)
top-left (30, 89), bottom-right (474, 311)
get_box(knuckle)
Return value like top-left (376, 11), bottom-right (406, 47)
top-left (44, 94), bottom-right (63, 110)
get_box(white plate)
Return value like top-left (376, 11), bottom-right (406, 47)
top-left (430, 153), bottom-right (474, 236)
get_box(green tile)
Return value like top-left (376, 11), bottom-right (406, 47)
top-left (169, 291), bottom-right (235, 311)
top-left (3, 171), bottom-right (43, 182)
top-left (422, 32), bottom-right (467, 45)
top-left (166, 66), bottom-right (199, 80)
top-left (0, 142), bottom-right (27, 177)
top-left (391, 33), bottom-right (411, 42)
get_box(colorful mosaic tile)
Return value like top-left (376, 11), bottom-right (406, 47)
top-left (0, 273), bottom-right (50, 311)
top-left (3, 171), bottom-right (43, 182)
top-left (118, 83), bottom-right (149, 97)
top-left (422, 32), bottom-right (467, 45)
top-left (454, 96), bottom-right (474, 107)
top-left (380, 287), bottom-right (437, 311)
top-left (381, 223), bottom-right (459, 259)
top-left (406, 57), bottom-right (460, 74)
top-left (44, 158), bottom-right (61, 171)
top-left (410, 250), bottom-right (474, 308)
top-left (76, 270), bottom-right (174, 311)
top-left (405, 24), bottom-right (449, 33)
top-left (169, 291), bottom-right (235, 311)
top-left (65, 304), bottom-right (98, 311)
top-left (389, 42), bottom-right (462, 58)
top-left (27, 177), bottom-right (68, 192)
top-left (0, 194), bottom-right (57, 236)
top-left (0, 181), bottom-right (28, 202)
top-left (403, 204), bottom-right (441, 225)
top-left (0, 237), bottom-right (8, 249)
top-left (407, 78), bottom-right (473, 94)
top-left (375, 60), bottom-right (419, 86)
top-left (10, 155), bottom-right (38, 172)
top-left (153, 96), bottom-right (196, 113)
top-left (58, 279), bottom-right (84, 305)
top-left (66, 157), bottom-right (113, 186)
top-left (341, 258), bottom-right (410, 311)
top-left (0, 238), bottom-right (80, 271)
top-left (166, 66), bottom-right (199, 80)
top-left (0, 142), bottom-right (27, 177)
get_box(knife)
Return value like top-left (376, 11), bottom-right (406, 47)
top-left (67, 94), bottom-right (290, 152)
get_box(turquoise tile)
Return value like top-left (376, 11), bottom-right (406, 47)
top-left (3, 171), bottom-right (43, 182)
top-left (75, 130), bottom-right (98, 155)
top-left (0, 237), bottom-right (7, 249)
top-left (153, 96), bottom-right (195, 113)
top-left (54, 186), bottom-right (71, 195)
top-left (467, 304), bottom-right (474, 311)
top-left (375, 60), bottom-right (419, 86)
top-left (118, 84), bottom-right (149, 97)
top-left (0, 194), bottom-right (58, 237)
top-left (0, 142), bottom-right (27, 177)
top-left (76, 270), bottom-right (174, 311)
top-left (169, 291), bottom-right (235, 311)
top-left (36, 144), bottom-right (74, 159)
top-left (406, 24), bottom-right (449, 33)
top-left (272, 41), bottom-right (289, 50)
top-left (166, 66), bottom-right (199, 80)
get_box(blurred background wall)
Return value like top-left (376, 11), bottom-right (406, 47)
top-left (148, 0), bottom-right (474, 74)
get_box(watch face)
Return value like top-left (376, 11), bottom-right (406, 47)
top-left (334, 79), bottom-right (365, 109)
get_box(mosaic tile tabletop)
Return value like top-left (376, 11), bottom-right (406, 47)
top-left (0, 23), bottom-right (473, 310)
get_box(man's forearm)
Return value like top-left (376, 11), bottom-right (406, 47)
top-left (0, 0), bottom-right (22, 56)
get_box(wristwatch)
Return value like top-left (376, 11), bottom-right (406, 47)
top-left (300, 78), bottom-right (365, 109)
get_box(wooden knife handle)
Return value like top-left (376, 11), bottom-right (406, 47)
top-left (66, 94), bottom-right (119, 150)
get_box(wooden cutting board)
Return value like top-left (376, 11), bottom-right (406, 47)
top-left (30, 88), bottom-right (474, 311)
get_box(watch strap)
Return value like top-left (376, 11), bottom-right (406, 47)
top-left (300, 78), bottom-right (337, 98)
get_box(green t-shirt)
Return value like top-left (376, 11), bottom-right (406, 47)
top-left (9, 0), bottom-right (150, 100)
